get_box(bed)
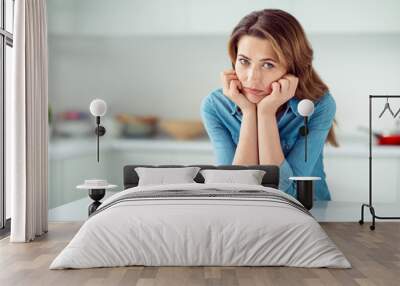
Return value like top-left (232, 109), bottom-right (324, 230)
top-left (49, 164), bottom-right (351, 269)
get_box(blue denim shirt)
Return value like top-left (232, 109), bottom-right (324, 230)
top-left (200, 88), bottom-right (336, 200)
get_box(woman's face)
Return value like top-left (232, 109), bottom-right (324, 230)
top-left (234, 35), bottom-right (287, 104)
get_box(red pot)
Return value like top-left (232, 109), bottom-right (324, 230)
top-left (375, 133), bottom-right (400, 145)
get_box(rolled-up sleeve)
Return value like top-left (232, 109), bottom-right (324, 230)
top-left (279, 95), bottom-right (336, 196)
top-left (200, 95), bottom-right (236, 165)
top-left (278, 158), bottom-right (295, 196)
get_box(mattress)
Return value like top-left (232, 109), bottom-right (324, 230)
top-left (49, 182), bottom-right (351, 269)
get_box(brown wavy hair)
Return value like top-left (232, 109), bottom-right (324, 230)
top-left (227, 9), bottom-right (339, 147)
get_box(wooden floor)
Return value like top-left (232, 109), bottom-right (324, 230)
top-left (0, 222), bottom-right (399, 286)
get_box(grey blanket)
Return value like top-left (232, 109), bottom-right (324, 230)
top-left (91, 188), bottom-right (312, 218)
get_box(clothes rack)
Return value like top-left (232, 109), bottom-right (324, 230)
top-left (359, 95), bottom-right (400, 230)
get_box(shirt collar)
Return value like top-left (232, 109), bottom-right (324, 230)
top-left (288, 96), bottom-right (301, 117)
top-left (229, 96), bottom-right (302, 117)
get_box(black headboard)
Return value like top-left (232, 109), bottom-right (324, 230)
top-left (123, 164), bottom-right (279, 189)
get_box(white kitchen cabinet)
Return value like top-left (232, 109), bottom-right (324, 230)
top-left (48, 138), bottom-right (400, 209)
top-left (48, 138), bottom-right (215, 208)
top-left (48, 151), bottom-right (114, 208)
top-left (47, 0), bottom-right (400, 36)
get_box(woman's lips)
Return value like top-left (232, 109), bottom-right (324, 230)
top-left (243, 87), bottom-right (266, 96)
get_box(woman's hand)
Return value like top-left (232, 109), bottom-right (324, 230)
top-left (257, 74), bottom-right (299, 115)
top-left (220, 69), bottom-right (256, 115)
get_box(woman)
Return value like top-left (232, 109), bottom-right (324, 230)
top-left (200, 9), bottom-right (339, 200)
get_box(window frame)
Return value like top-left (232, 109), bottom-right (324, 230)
top-left (0, 0), bottom-right (14, 234)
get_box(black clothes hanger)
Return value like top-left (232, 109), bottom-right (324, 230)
top-left (394, 105), bottom-right (400, 118)
top-left (378, 97), bottom-right (395, 118)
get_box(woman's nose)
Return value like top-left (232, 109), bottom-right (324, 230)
top-left (247, 67), bottom-right (261, 82)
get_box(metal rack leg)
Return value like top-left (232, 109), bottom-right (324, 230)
top-left (359, 204), bottom-right (375, 230)
top-left (369, 206), bottom-right (376, 231)
top-left (359, 202), bottom-right (400, 230)
top-left (359, 203), bottom-right (367, 225)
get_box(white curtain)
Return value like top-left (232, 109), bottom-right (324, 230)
top-left (7, 0), bottom-right (49, 242)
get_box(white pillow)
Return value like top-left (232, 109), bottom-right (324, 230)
top-left (135, 167), bottom-right (201, 186)
top-left (200, 169), bottom-right (266, 185)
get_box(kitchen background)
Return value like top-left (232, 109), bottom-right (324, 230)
top-left (43, 0), bottom-right (400, 221)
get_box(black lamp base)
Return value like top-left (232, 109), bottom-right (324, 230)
top-left (88, 188), bottom-right (105, 216)
top-left (295, 180), bottom-right (314, 210)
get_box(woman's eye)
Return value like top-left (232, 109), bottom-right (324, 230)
top-left (239, 58), bottom-right (248, 65)
top-left (263, 62), bottom-right (274, 69)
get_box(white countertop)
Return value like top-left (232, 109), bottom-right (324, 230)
top-left (49, 136), bottom-right (212, 159)
top-left (49, 136), bottom-right (400, 159)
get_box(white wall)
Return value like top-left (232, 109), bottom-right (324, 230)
top-left (48, 34), bottom-right (229, 120)
top-left (47, 0), bottom-right (400, 35)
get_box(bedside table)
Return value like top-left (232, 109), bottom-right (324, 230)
top-left (77, 180), bottom-right (117, 216)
